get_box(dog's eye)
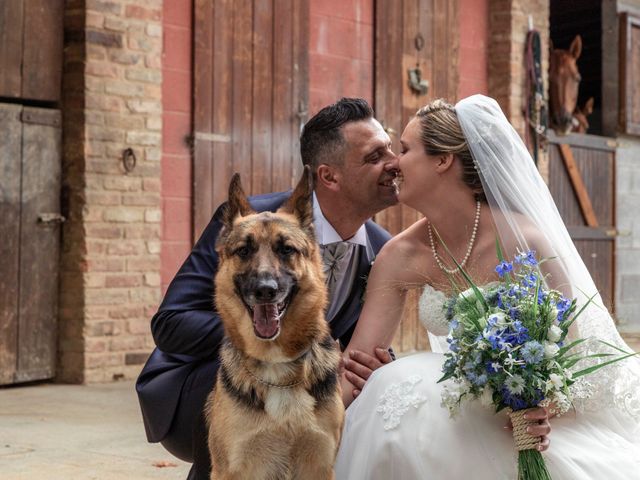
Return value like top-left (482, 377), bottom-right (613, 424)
top-left (234, 246), bottom-right (251, 259)
top-left (277, 244), bottom-right (297, 256)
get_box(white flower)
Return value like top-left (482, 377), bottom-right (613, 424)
top-left (547, 325), bottom-right (563, 342)
top-left (505, 374), bottom-right (525, 395)
top-left (548, 373), bottom-right (564, 389)
top-left (547, 306), bottom-right (559, 322)
top-left (440, 381), bottom-right (469, 418)
top-left (543, 341), bottom-right (560, 359)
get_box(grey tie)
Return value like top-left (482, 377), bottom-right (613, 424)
top-left (321, 241), bottom-right (355, 297)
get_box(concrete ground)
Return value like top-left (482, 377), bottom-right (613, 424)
top-left (0, 381), bottom-right (191, 480)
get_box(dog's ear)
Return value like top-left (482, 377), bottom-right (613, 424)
top-left (279, 165), bottom-right (314, 234)
top-left (223, 173), bottom-right (254, 229)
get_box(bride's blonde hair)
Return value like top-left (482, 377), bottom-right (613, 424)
top-left (416, 99), bottom-right (486, 202)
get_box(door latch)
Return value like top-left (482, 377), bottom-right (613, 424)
top-left (37, 213), bottom-right (66, 226)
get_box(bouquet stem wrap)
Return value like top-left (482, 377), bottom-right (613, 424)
top-left (509, 408), bottom-right (540, 451)
top-left (509, 408), bottom-right (552, 480)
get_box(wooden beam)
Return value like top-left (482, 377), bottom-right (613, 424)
top-left (557, 143), bottom-right (599, 227)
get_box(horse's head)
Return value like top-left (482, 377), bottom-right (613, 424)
top-left (549, 35), bottom-right (582, 134)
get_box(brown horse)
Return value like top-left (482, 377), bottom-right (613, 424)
top-left (572, 96), bottom-right (594, 134)
top-left (549, 35), bottom-right (582, 134)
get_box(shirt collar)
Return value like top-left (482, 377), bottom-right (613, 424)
top-left (312, 192), bottom-right (368, 247)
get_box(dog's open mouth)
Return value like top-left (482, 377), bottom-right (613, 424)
top-left (248, 297), bottom-right (290, 340)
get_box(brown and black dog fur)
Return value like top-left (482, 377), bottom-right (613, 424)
top-left (206, 167), bottom-right (344, 480)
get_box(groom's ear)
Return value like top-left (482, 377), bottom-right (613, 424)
top-left (435, 153), bottom-right (455, 173)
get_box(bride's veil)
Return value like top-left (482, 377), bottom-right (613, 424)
top-left (455, 94), bottom-right (640, 418)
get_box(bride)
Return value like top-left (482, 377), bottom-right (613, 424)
top-left (335, 95), bottom-right (640, 479)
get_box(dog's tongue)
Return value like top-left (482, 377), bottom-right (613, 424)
top-left (253, 303), bottom-right (280, 338)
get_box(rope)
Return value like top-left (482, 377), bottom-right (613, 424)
top-left (509, 408), bottom-right (541, 451)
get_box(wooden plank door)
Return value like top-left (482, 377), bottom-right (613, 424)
top-left (193, 0), bottom-right (309, 238)
top-left (547, 131), bottom-right (616, 311)
top-left (375, 0), bottom-right (459, 353)
top-left (0, 104), bottom-right (62, 385)
top-left (0, 0), bottom-right (64, 102)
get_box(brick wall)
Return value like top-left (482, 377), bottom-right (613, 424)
top-left (487, 0), bottom-right (549, 180)
top-left (488, 0), bottom-right (549, 138)
top-left (309, 0), bottom-right (374, 115)
top-left (161, 0), bottom-right (193, 293)
top-left (59, 0), bottom-right (163, 383)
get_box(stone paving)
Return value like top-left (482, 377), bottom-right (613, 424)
top-left (0, 381), bottom-right (190, 480)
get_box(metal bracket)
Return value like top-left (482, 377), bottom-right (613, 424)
top-left (37, 213), bottom-right (66, 225)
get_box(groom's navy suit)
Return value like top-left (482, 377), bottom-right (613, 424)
top-left (135, 190), bottom-right (391, 479)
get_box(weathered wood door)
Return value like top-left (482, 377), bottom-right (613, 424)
top-left (0, 0), bottom-right (64, 102)
top-left (0, 104), bottom-right (62, 385)
top-left (375, 0), bottom-right (459, 352)
top-left (193, 0), bottom-right (309, 237)
top-left (547, 131), bottom-right (616, 311)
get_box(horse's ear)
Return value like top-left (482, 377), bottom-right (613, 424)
top-left (585, 97), bottom-right (594, 114)
top-left (569, 35), bottom-right (582, 60)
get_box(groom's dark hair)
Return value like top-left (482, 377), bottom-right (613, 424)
top-left (300, 97), bottom-right (374, 179)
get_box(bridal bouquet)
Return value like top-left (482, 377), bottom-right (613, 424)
top-left (438, 247), bottom-right (637, 480)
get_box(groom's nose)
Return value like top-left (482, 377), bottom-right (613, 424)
top-left (384, 152), bottom-right (400, 172)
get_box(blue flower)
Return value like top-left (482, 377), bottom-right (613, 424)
top-left (503, 321), bottom-right (529, 345)
top-left (447, 337), bottom-right (460, 353)
top-left (486, 361), bottom-right (502, 374)
top-left (473, 373), bottom-right (488, 387)
top-left (525, 250), bottom-right (538, 266)
top-left (501, 387), bottom-right (528, 410)
top-left (516, 250), bottom-right (538, 266)
top-left (521, 273), bottom-right (537, 288)
top-left (520, 341), bottom-right (544, 365)
top-left (556, 297), bottom-right (572, 322)
top-left (495, 261), bottom-right (513, 277)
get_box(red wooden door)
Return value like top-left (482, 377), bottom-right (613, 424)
top-left (193, 0), bottom-right (309, 237)
top-left (375, 0), bottom-right (459, 352)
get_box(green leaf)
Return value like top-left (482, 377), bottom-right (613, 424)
top-left (571, 352), bottom-right (640, 378)
top-left (596, 339), bottom-right (633, 355)
top-left (437, 370), bottom-right (456, 383)
top-left (557, 337), bottom-right (589, 357)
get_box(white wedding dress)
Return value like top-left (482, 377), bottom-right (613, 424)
top-left (334, 284), bottom-right (640, 480)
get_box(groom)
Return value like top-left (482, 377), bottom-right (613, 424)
top-left (136, 97), bottom-right (399, 479)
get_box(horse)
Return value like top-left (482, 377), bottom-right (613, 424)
top-left (549, 35), bottom-right (584, 134)
top-left (572, 97), bottom-right (594, 134)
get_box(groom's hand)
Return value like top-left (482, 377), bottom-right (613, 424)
top-left (344, 347), bottom-right (393, 397)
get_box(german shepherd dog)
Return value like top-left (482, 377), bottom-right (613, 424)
top-left (206, 167), bottom-right (344, 480)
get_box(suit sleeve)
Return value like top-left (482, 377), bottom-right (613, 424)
top-left (150, 203), bottom-right (227, 359)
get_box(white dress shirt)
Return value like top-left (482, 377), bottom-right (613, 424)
top-left (313, 193), bottom-right (373, 321)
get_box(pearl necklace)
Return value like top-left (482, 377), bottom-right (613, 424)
top-left (427, 201), bottom-right (481, 274)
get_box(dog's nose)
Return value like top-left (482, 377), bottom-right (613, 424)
top-left (255, 278), bottom-right (278, 303)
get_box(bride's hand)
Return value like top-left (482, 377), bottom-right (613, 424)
top-left (344, 347), bottom-right (393, 397)
top-left (504, 407), bottom-right (552, 452)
